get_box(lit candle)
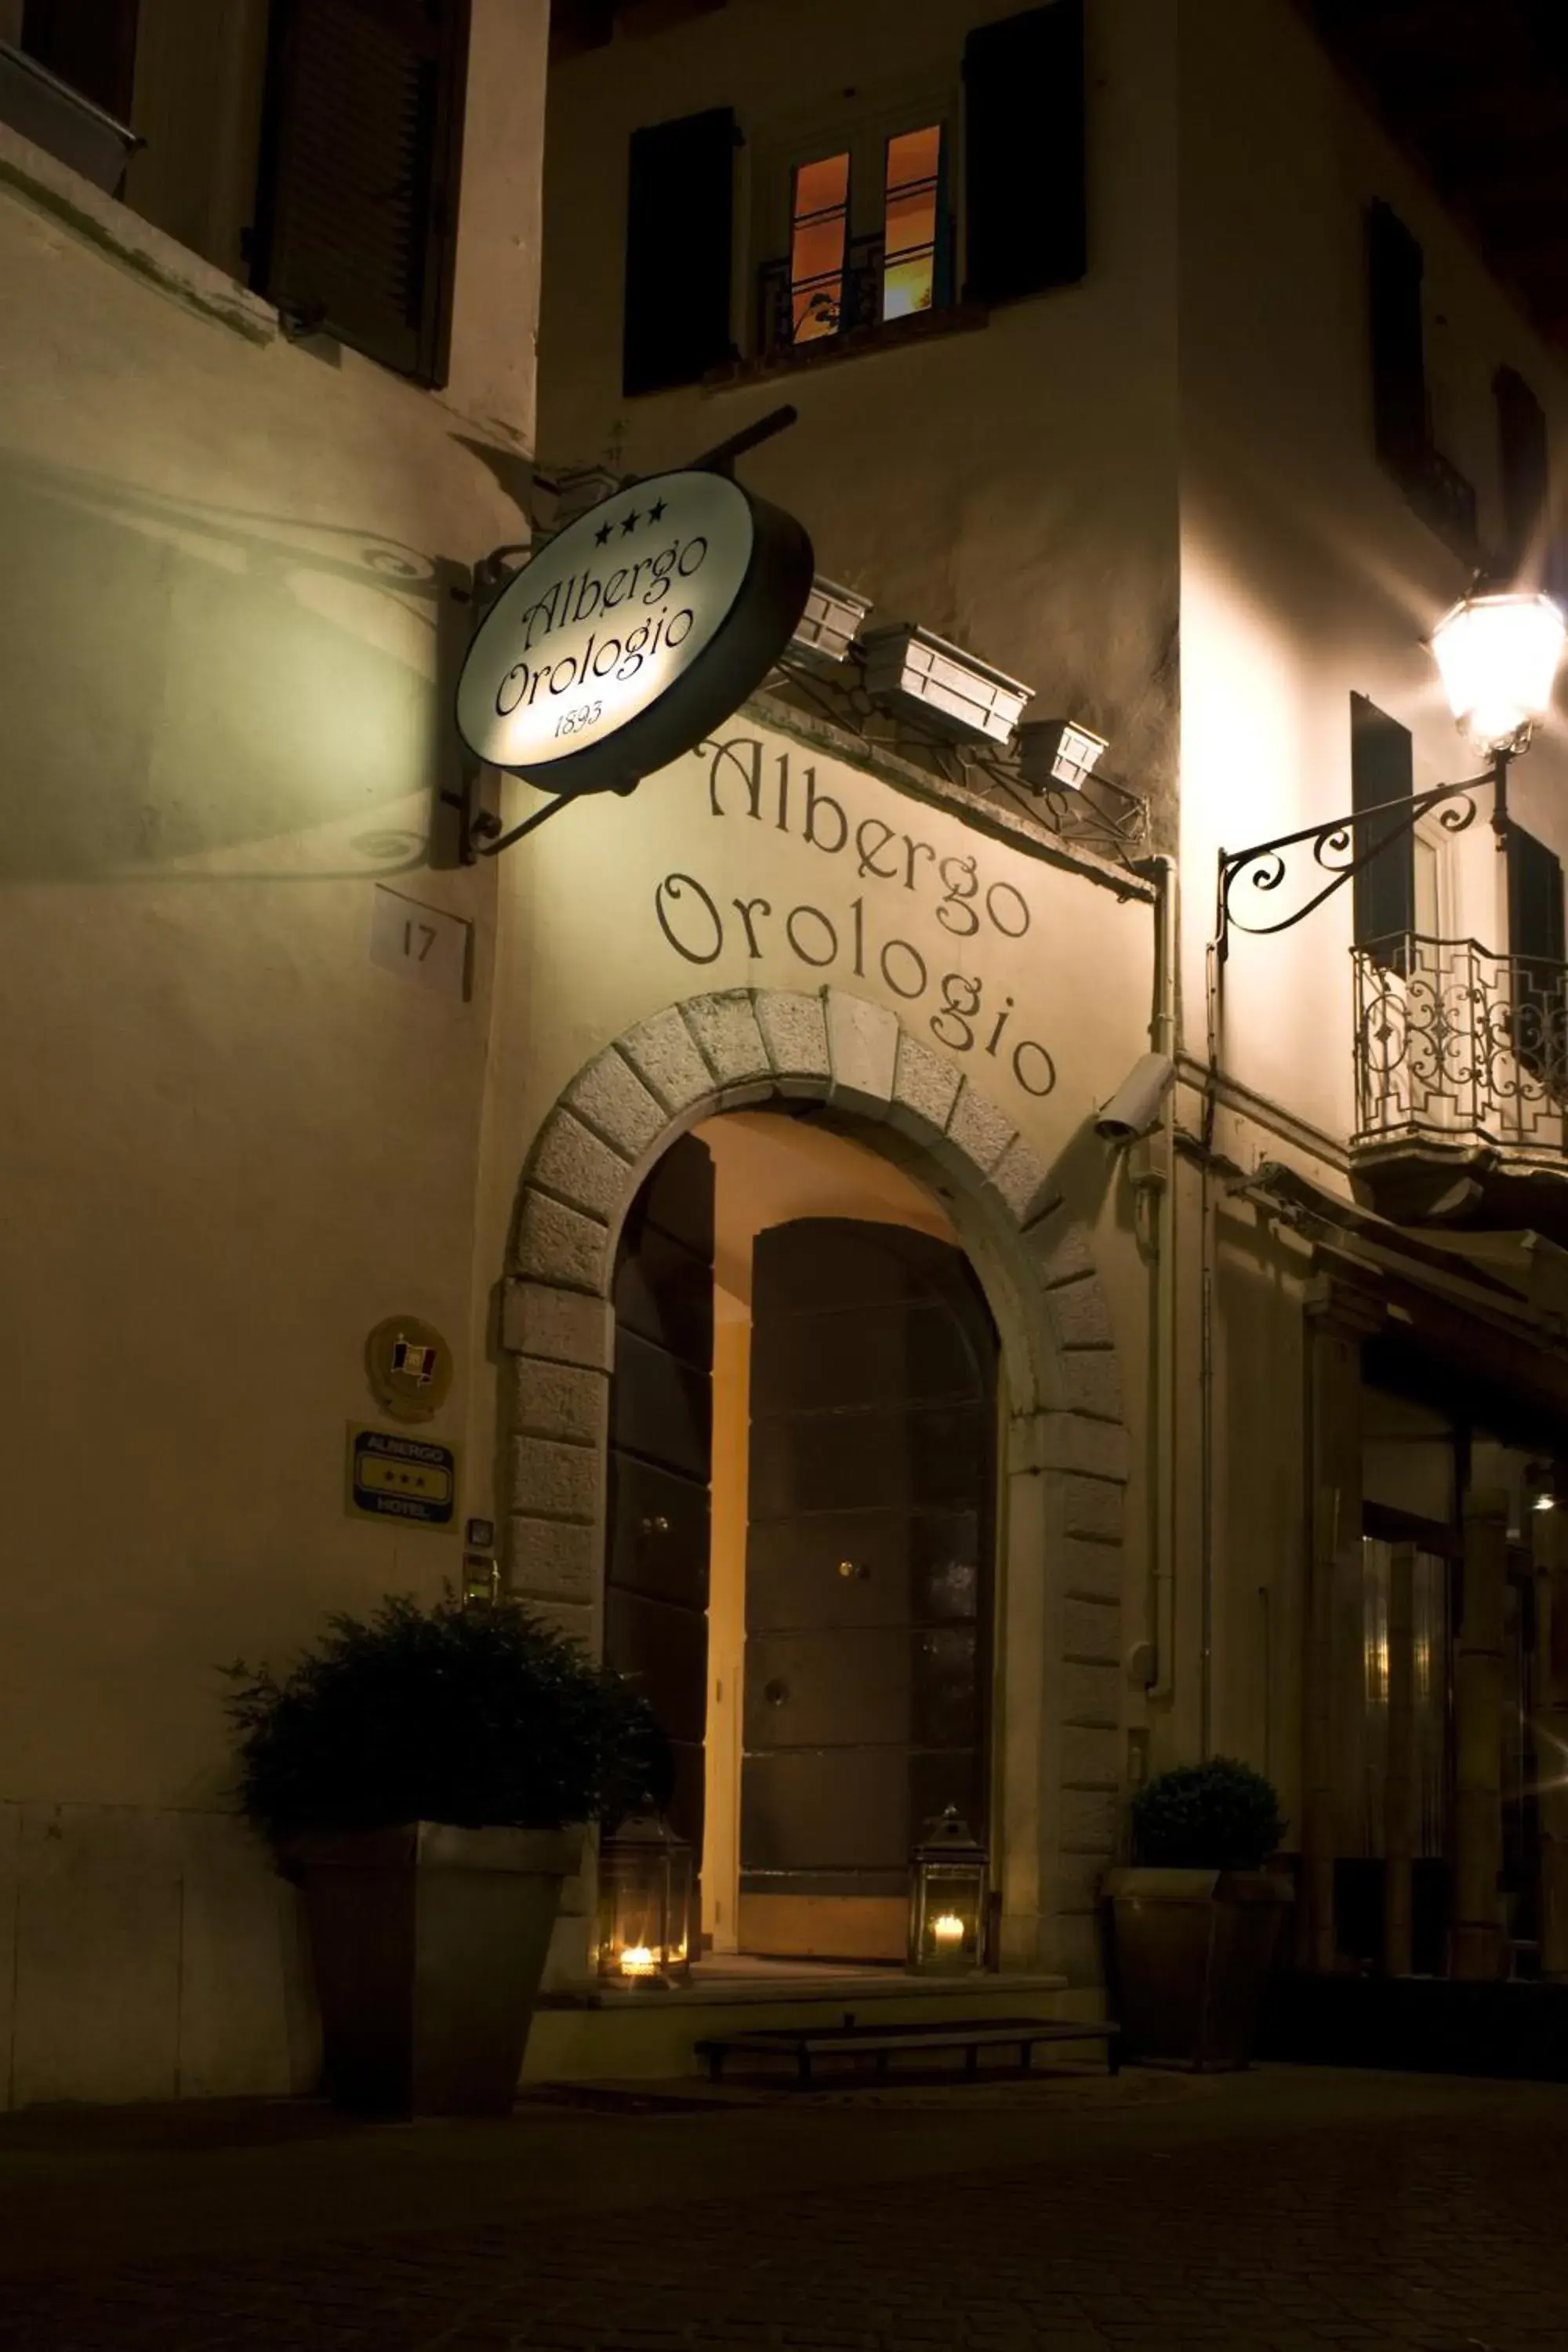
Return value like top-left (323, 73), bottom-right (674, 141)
top-left (619, 1944), bottom-right (657, 1977)
top-left (931, 1912), bottom-right (966, 1949)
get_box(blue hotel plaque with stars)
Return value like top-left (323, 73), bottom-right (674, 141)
top-left (347, 1425), bottom-right (459, 1530)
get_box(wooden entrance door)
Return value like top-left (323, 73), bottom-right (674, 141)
top-left (739, 1218), bottom-right (997, 1962)
top-left (604, 1134), bottom-right (714, 1867)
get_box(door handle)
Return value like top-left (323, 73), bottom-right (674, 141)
top-left (837, 1559), bottom-right (869, 1580)
top-left (639, 1515), bottom-right (670, 1537)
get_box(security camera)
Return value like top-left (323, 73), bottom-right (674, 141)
top-left (1094, 1051), bottom-right (1174, 1143)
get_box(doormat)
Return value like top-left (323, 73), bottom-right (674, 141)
top-left (519, 2068), bottom-right (1212, 2117)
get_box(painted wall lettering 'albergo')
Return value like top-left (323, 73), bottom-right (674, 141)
top-left (653, 737), bottom-right (1060, 1097)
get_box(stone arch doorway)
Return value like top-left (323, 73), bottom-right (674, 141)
top-left (500, 985), bottom-right (1131, 1984)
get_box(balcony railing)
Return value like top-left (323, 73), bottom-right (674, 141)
top-left (1353, 933), bottom-right (1568, 1165)
top-left (757, 234), bottom-right (888, 358)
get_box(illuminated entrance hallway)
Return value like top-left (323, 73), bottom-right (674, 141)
top-left (604, 1109), bottom-right (998, 1973)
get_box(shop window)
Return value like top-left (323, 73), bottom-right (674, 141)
top-left (1350, 693), bottom-right (1415, 966)
top-left (1365, 201), bottom-right (1478, 556)
top-left (788, 151), bottom-right (850, 343)
top-left (16, 0), bottom-right (138, 122)
top-left (251, 0), bottom-right (470, 389)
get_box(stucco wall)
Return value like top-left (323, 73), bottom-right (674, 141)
top-left (0, 0), bottom-right (549, 2107)
top-left (535, 0), bottom-right (1181, 830)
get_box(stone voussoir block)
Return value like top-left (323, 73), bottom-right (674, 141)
top-left (1061, 1660), bottom-right (1121, 1730)
top-left (619, 1005), bottom-right (717, 1115)
top-left (1058, 1535), bottom-right (1123, 1603)
top-left (514, 1189), bottom-right (609, 1293)
top-left (1061, 1725), bottom-right (1122, 1790)
top-left (564, 1048), bottom-right (667, 1160)
top-left (1040, 1413), bottom-right (1131, 1483)
top-left (528, 1109), bottom-right (632, 1224)
top-left (1059, 1788), bottom-right (1119, 1854)
top-left (887, 1030), bottom-right (964, 1143)
top-left (507, 1515), bottom-right (597, 1605)
top-left (755, 989), bottom-right (831, 1085)
top-left (941, 1080), bottom-right (1017, 1178)
top-left (1060, 1473), bottom-right (1125, 1544)
top-left (1062, 1595), bottom-right (1121, 1666)
top-left (1024, 1208), bottom-right (1097, 1289)
top-left (500, 1281), bottom-right (614, 1372)
top-left (1057, 1347), bottom-right (1124, 1421)
top-left (682, 991), bottom-right (771, 1087)
top-left (987, 1135), bottom-right (1059, 1229)
top-left (1046, 1276), bottom-right (1116, 1352)
top-left (509, 1435), bottom-right (599, 1523)
top-left (511, 1359), bottom-right (609, 1447)
top-left (823, 987), bottom-right (900, 1112)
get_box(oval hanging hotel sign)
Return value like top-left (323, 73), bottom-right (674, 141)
top-left (456, 469), bottom-right (815, 797)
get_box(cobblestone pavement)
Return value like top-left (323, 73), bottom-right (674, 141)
top-left (0, 2068), bottom-right (1565, 2350)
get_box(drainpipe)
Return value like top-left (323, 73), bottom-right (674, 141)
top-left (1137, 855), bottom-right (1179, 1708)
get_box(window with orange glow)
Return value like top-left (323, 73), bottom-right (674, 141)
top-left (881, 125), bottom-right (943, 321)
top-left (789, 153), bottom-right (850, 343)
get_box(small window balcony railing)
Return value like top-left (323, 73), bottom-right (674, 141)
top-left (757, 223), bottom-right (954, 361)
top-left (1353, 932), bottom-right (1568, 1166)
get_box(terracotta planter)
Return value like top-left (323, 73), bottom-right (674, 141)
top-left (1105, 1866), bottom-right (1294, 2071)
top-left (285, 1821), bottom-right (583, 2116)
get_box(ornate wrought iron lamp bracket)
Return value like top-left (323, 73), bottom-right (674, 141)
top-left (1214, 754), bottom-right (1509, 962)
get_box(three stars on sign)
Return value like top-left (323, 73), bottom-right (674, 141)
top-left (593, 495), bottom-right (667, 547)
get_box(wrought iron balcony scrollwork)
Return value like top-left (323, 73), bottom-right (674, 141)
top-left (1353, 931), bottom-right (1568, 1163)
top-left (1216, 764), bottom-right (1504, 959)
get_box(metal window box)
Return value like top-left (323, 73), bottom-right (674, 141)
top-left (789, 575), bottom-right (873, 673)
top-left (0, 42), bottom-right (141, 195)
top-left (860, 623), bottom-right (1033, 746)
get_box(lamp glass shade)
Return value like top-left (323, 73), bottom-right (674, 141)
top-left (594, 1814), bottom-right (693, 1988)
top-left (908, 1806), bottom-right (988, 1974)
top-left (1430, 591), bottom-right (1566, 749)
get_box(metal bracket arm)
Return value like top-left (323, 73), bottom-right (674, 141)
top-left (1215, 759), bottom-right (1504, 958)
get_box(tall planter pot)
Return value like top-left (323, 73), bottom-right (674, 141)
top-left (1105, 1867), bottom-right (1294, 2071)
top-left (285, 1821), bottom-right (583, 2116)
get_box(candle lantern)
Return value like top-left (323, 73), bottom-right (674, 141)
top-left (909, 1806), bottom-right (988, 1974)
top-left (595, 1813), bottom-right (693, 1990)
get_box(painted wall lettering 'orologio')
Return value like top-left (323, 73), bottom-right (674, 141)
top-left (455, 469), bottom-right (815, 798)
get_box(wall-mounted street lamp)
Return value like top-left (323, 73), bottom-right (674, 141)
top-left (1217, 586), bottom-right (1567, 957)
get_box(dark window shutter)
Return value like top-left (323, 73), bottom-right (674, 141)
top-left (1351, 692), bottom-right (1415, 959)
top-left (1509, 825), bottom-right (1565, 967)
top-left (252, 0), bottom-right (469, 388)
top-left (20, 0), bottom-right (140, 121)
top-left (963, 2), bottom-right (1085, 307)
top-left (1508, 823), bottom-right (1565, 1083)
top-left (1367, 201), bottom-right (1427, 471)
top-left (1495, 366), bottom-right (1550, 574)
top-left (622, 107), bottom-right (736, 396)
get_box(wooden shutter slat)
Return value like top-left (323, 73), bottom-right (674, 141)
top-left (622, 106), bottom-right (736, 397)
top-left (254, 0), bottom-right (468, 387)
top-left (962, 2), bottom-right (1086, 308)
top-left (1351, 692), bottom-right (1415, 958)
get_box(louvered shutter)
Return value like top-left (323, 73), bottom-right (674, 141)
top-left (1495, 366), bottom-right (1550, 574)
top-left (1351, 692), bottom-right (1415, 963)
top-left (1367, 202), bottom-right (1427, 471)
top-left (20, 0), bottom-right (140, 121)
top-left (1508, 823), bottom-right (1565, 1084)
top-left (252, 0), bottom-right (469, 387)
top-left (962, 2), bottom-right (1085, 307)
top-left (622, 107), bottom-right (736, 397)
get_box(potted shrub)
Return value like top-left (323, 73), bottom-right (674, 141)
top-left (1105, 1758), bottom-right (1292, 2071)
top-left (224, 1592), bottom-right (659, 2117)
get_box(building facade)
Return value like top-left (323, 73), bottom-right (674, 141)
top-left (3, 0), bottom-right (1568, 2107)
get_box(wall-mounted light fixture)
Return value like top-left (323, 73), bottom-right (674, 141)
top-left (1217, 584), bottom-right (1566, 957)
